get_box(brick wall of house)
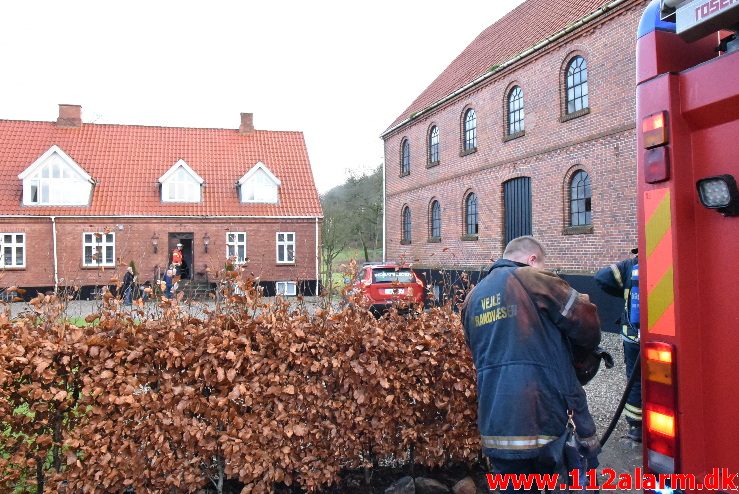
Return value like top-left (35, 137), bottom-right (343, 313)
top-left (0, 217), bottom-right (320, 289)
top-left (383, 0), bottom-right (647, 273)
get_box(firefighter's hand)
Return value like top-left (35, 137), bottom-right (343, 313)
top-left (576, 434), bottom-right (601, 457)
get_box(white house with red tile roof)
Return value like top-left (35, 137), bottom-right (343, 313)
top-left (0, 104), bottom-right (323, 298)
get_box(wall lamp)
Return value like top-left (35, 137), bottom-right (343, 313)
top-left (151, 233), bottom-right (159, 253)
top-left (203, 232), bottom-right (210, 253)
top-left (696, 175), bottom-right (739, 216)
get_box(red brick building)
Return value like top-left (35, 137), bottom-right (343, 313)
top-left (382, 0), bottom-right (647, 279)
top-left (0, 105), bottom-right (322, 297)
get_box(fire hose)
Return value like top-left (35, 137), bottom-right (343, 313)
top-left (599, 349), bottom-right (641, 447)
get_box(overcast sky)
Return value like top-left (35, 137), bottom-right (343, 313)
top-left (0, 0), bottom-right (525, 193)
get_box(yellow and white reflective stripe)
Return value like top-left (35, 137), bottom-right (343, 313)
top-left (561, 288), bottom-right (578, 318)
top-left (644, 188), bottom-right (675, 336)
top-left (610, 264), bottom-right (624, 289)
top-left (481, 434), bottom-right (558, 450)
top-left (624, 403), bottom-right (643, 421)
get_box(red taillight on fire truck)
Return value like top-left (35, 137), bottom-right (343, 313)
top-left (642, 111), bottom-right (669, 148)
top-left (644, 341), bottom-right (679, 475)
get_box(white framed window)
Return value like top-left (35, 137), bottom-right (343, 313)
top-left (0, 233), bottom-right (26, 268)
top-left (226, 232), bottom-right (247, 264)
top-left (276, 232), bottom-right (295, 264)
top-left (276, 281), bottom-right (297, 296)
top-left (238, 162), bottom-right (281, 204)
top-left (19, 146), bottom-right (93, 206)
top-left (83, 232), bottom-right (115, 267)
top-left (164, 167), bottom-right (201, 202)
top-left (242, 169), bottom-right (278, 203)
top-left (158, 160), bottom-right (203, 203)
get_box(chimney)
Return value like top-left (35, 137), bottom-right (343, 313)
top-left (239, 112), bottom-right (254, 134)
top-left (56, 104), bottom-right (82, 128)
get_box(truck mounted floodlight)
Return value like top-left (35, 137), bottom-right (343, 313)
top-left (696, 174), bottom-right (739, 216)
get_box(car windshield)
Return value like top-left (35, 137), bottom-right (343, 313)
top-left (372, 268), bottom-right (415, 283)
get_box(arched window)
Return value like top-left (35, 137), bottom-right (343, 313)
top-left (465, 193), bottom-right (478, 236)
top-left (566, 56), bottom-right (589, 114)
top-left (570, 170), bottom-right (592, 226)
top-left (428, 126), bottom-right (440, 164)
top-left (402, 206), bottom-right (412, 243)
top-left (400, 139), bottom-right (410, 176)
top-left (463, 109), bottom-right (477, 151)
top-left (507, 86), bottom-right (524, 135)
top-left (429, 200), bottom-right (441, 239)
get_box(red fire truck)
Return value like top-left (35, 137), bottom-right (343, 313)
top-left (637, 0), bottom-right (739, 490)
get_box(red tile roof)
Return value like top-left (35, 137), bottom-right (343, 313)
top-left (384, 0), bottom-right (618, 133)
top-left (0, 120), bottom-right (323, 217)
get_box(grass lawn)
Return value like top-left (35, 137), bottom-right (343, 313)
top-left (67, 316), bottom-right (99, 327)
top-left (333, 247), bottom-right (382, 264)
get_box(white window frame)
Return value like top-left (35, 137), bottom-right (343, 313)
top-left (163, 167), bottom-right (200, 202)
top-left (226, 232), bottom-right (248, 264)
top-left (276, 281), bottom-right (297, 296)
top-left (158, 160), bottom-right (204, 203)
top-left (238, 162), bottom-right (281, 204)
top-left (0, 233), bottom-right (26, 268)
top-left (19, 146), bottom-right (94, 206)
top-left (276, 232), bottom-right (295, 264)
top-left (82, 232), bottom-right (116, 267)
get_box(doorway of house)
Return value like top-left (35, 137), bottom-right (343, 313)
top-left (168, 233), bottom-right (194, 280)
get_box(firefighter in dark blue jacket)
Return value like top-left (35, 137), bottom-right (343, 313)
top-left (462, 236), bottom-right (602, 488)
top-left (595, 250), bottom-right (641, 442)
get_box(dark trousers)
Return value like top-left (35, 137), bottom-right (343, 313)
top-left (490, 457), bottom-right (554, 494)
top-left (623, 340), bottom-right (642, 425)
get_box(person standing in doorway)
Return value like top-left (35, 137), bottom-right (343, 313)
top-left (172, 242), bottom-right (184, 277)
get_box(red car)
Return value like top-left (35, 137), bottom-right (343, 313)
top-left (351, 263), bottom-right (426, 314)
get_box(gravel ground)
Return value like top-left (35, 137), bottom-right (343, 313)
top-left (585, 331), bottom-right (643, 491)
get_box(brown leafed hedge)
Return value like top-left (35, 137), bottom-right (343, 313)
top-left (0, 278), bottom-right (478, 493)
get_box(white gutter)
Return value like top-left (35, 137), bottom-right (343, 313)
top-left (0, 214), bottom-right (323, 220)
top-left (380, 0), bottom-right (631, 138)
top-left (50, 216), bottom-right (59, 291)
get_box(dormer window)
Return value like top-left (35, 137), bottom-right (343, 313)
top-left (19, 145), bottom-right (94, 206)
top-left (158, 159), bottom-right (204, 203)
top-left (238, 161), bottom-right (281, 204)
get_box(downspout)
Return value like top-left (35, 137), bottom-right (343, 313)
top-left (315, 217), bottom-right (319, 294)
top-left (51, 216), bottom-right (59, 291)
top-left (382, 155), bottom-right (387, 262)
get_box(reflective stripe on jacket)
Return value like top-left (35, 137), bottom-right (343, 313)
top-left (462, 259), bottom-right (601, 460)
top-left (594, 257), bottom-right (639, 343)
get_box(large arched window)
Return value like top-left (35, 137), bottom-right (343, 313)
top-left (465, 192), bottom-right (478, 236)
top-left (507, 86), bottom-right (525, 135)
top-left (428, 126), bottom-right (440, 164)
top-left (400, 138), bottom-right (410, 176)
top-left (429, 200), bottom-right (441, 239)
top-left (566, 56), bottom-right (589, 114)
top-left (402, 206), bottom-right (412, 243)
top-left (570, 170), bottom-right (592, 226)
top-left (463, 109), bottom-right (477, 151)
